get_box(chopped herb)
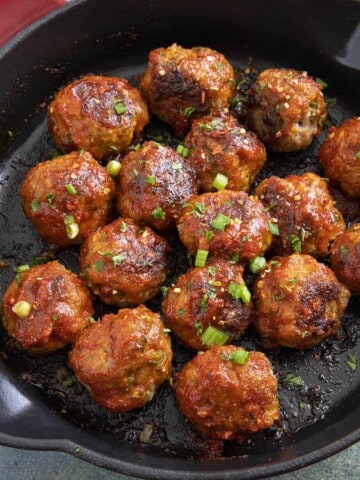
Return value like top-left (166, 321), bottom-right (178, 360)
top-left (176, 144), bottom-right (189, 158)
top-left (287, 277), bottom-right (297, 283)
top-left (201, 325), bottom-right (229, 346)
top-left (31, 199), bottom-right (40, 212)
top-left (191, 202), bottom-right (205, 217)
top-left (265, 204), bottom-right (277, 212)
top-left (17, 264), bottom-right (30, 273)
top-left (133, 168), bottom-right (139, 176)
top-left (194, 322), bottom-right (203, 335)
top-left (65, 184), bottom-right (77, 195)
top-left (183, 106), bottom-right (196, 117)
top-left (268, 222), bottom-right (279, 236)
top-left (172, 162), bottom-right (183, 170)
top-left (286, 373), bottom-right (303, 386)
top-left (7, 130), bottom-right (13, 138)
top-left (198, 122), bottom-right (212, 132)
top-left (64, 215), bottom-right (79, 239)
top-left (230, 253), bottom-right (239, 264)
top-left (151, 207), bottom-right (166, 220)
top-left (227, 281), bottom-right (251, 304)
top-left (205, 230), bottom-right (214, 242)
top-left (249, 256), bottom-right (266, 274)
top-left (62, 378), bottom-right (73, 389)
top-left (211, 213), bottom-right (231, 231)
top-left (177, 309), bottom-right (185, 316)
top-left (299, 401), bottom-right (306, 410)
top-left (309, 102), bottom-right (318, 109)
top-left (46, 193), bottom-right (55, 208)
top-left (228, 349), bottom-right (249, 365)
top-left (340, 245), bottom-right (349, 256)
top-left (30, 257), bottom-right (47, 267)
top-left (89, 317), bottom-right (96, 324)
top-left (290, 234), bottom-right (301, 253)
top-left (112, 254), bottom-right (125, 265)
top-left (355, 151), bottom-right (360, 159)
top-left (315, 77), bottom-right (328, 89)
top-left (119, 221), bottom-right (127, 232)
top-left (347, 354), bottom-right (357, 371)
top-left (49, 149), bottom-right (60, 158)
top-left (200, 294), bottom-right (209, 312)
top-left (160, 286), bottom-right (168, 298)
top-left (95, 260), bottom-right (104, 272)
top-left (75, 446), bottom-right (82, 454)
top-left (270, 260), bottom-right (279, 267)
top-left (212, 173), bottom-right (228, 191)
top-left (145, 174), bottom-right (156, 185)
top-left (113, 99), bottom-right (126, 115)
top-left (300, 331), bottom-right (308, 338)
top-left (163, 328), bottom-right (171, 333)
top-left (53, 313), bottom-right (59, 321)
top-left (195, 249), bottom-right (209, 267)
top-left (208, 266), bottom-right (216, 276)
top-left (133, 144), bottom-right (141, 151)
top-left (229, 97), bottom-right (239, 108)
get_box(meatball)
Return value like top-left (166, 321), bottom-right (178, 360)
top-left (319, 117), bottom-right (360, 198)
top-left (139, 43), bottom-right (235, 136)
top-left (69, 305), bottom-right (172, 412)
top-left (48, 75), bottom-right (149, 160)
top-left (20, 151), bottom-right (115, 246)
top-left (162, 260), bottom-right (253, 350)
top-left (253, 254), bottom-right (350, 350)
top-left (255, 172), bottom-right (345, 257)
top-left (117, 141), bottom-right (198, 230)
top-left (1, 261), bottom-right (93, 354)
top-left (246, 68), bottom-right (327, 151)
top-left (176, 190), bottom-right (272, 263)
top-left (329, 223), bottom-right (360, 295)
top-left (183, 112), bottom-right (266, 192)
top-left (174, 346), bottom-right (279, 440)
top-left (79, 217), bottom-right (170, 306)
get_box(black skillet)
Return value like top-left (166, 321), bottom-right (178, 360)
top-left (0, 0), bottom-right (360, 478)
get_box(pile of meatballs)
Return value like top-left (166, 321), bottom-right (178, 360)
top-left (1, 43), bottom-right (360, 442)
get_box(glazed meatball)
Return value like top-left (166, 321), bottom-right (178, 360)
top-left (183, 112), bottom-right (266, 192)
top-left (176, 190), bottom-right (272, 263)
top-left (20, 151), bottom-right (115, 246)
top-left (319, 117), bottom-right (360, 198)
top-left (48, 75), bottom-right (149, 160)
top-left (79, 217), bottom-right (170, 306)
top-left (255, 172), bottom-right (345, 257)
top-left (174, 346), bottom-right (279, 440)
top-left (69, 305), bottom-right (172, 412)
top-left (1, 261), bottom-right (93, 354)
top-left (246, 68), bottom-right (327, 151)
top-left (330, 223), bottom-right (360, 295)
top-left (253, 254), bottom-right (350, 350)
top-left (140, 44), bottom-right (235, 136)
top-left (162, 260), bottom-right (253, 350)
top-left (117, 141), bottom-right (198, 230)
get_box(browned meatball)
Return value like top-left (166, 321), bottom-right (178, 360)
top-left (329, 223), bottom-right (360, 295)
top-left (48, 75), bottom-right (149, 160)
top-left (140, 44), bottom-right (235, 136)
top-left (162, 260), bottom-right (253, 350)
top-left (183, 111), bottom-right (266, 192)
top-left (69, 305), bottom-right (172, 412)
top-left (246, 68), bottom-right (327, 151)
top-left (255, 172), bottom-right (345, 257)
top-left (79, 217), bottom-right (170, 306)
top-left (117, 141), bottom-right (198, 230)
top-left (1, 261), bottom-right (93, 354)
top-left (319, 117), bottom-right (360, 198)
top-left (173, 346), bottom-right (279, 440)
top-left (176, 190), bottom-right (272, 263)
top-left (20, 151), bottom-right (115, 247)
top-left (253, 254), bottom-right (350, 350)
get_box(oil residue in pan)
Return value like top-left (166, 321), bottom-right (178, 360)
top-left (0, 65), bottom-right (359, 460)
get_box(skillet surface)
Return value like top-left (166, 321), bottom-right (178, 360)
top-left (0, 0), bottom-right (359, 478)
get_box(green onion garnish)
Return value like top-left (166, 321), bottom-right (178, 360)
top-left (31, 199), bottom-right (40, 212)
top-left (17, 264), bottom-right (30, 273)
top-left (114, 99), bottom-right (126, 115)
top-left (228, 349), bottom-right (249, 365)
top-left (195, 249), bottom-right (209, 267)
top-left (106, 160), bottom-right (122, 177)
top-left (64, 215), bottom-right (79, 239)
top-left (211, 213), bottom-right (231, 231)
top-left (249, 256), bottom-right (266, 274)
top-left (65, 184), bottom-right (77, 195)
top-left (11, 300), bottom-right (32, 318)
top-left (356, 151), bottom-right (360, 159)
top-left (268, 222), bottom-right (280, 235)
top-left (176, 144), bottom-right (190, 158)
top-left (290, 234), bottom-right (301, 253)
top-left (227, 281), bottom-right (251, 304)
top-left (201, 325), bottom-right (229, 346)
top-left (183, 106), bottom-right (196, 117)
top-left (212, 173), bottom-right (228, 191)
top-left (151, 207), bottom-right (166, 220)
top-left (145, 174), bottom-right (156, 185)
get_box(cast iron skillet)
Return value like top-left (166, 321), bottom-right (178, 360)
top-left (0, 0), bottom-right (360, 478)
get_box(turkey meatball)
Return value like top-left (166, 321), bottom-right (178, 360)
top-left (140, 44), bottom-right (235, 136)
top-left (48, 75), bottom-right (149, 160)
top-left (69, 305), bottom-right (172, 412)
top-left (246, 68), bottom-right (327, 151)
top-left (162, 260), bottom-right (253, 350)
top-left (20, 151), bottom-right (115, 247)
top-left (319, 117), bottom-right (360, 198)
top-left (1, 261), bottom-right (93, 354)
top-left (117, 141), bottom-right (198, 230)
top-left (330, 223), bottom-right (360, 295)
top-left (253, 254), bottom-right (350, 350)
top-left (183, 112), bottom-right (266, 192)
top-left (174, 346), bottom-right (279, 440)
top-left (79, 217), bottom-right (170, 306)
top-left (255, 172), bottom-right (345, 257)
top-left (176, 190), bottom-right (272, 263)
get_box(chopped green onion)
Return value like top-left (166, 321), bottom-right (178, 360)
top-left (347, 354), bottom-right (357, 371)
top-left (309, 102), bottom-right (318, 109)
top-left (201, 325), bottom-right (229, 346)
top-left (119, 221), bottom-right (127, 232)
top-left (106, 160), bottom-right (121, 177)
top-left (95, 260), bottom-right (104, 271)
top-left (7, 130), bottom-right (13, 138)
top-left (64, 214), bottom-right (75, 225)
top-left (183, 106), bottom-right (196, 117)
top-left (160, 286), bottom-right (168, 298)
top-left (176, 144), bottom-right (190, 157)
top-left (195, 249), bottom-right (209, 267)
top-left (64, 215), bottom-right (79, 239)
top-left (249, 256), bottom-right (266, 274)
top-left (315, 77), bottom-right (328, 89)
top-left (191, 203), bottom-right (205, 217)
top-left (172, 162), bottom-right (183, 170)
top-left (46, 193), bottom-right (55, 208)
top-left (112, 254), bottom-right (125, 265)
top-left (114, 99), bottom-right (126, 115)
top-left (290, 234), bottom-right (301, 253)
top-left (210, 213), bottom-right (231, 231)
top-left (151, 207), bottom-right (166, 220)
top-left (227, 281), bottom-right (251, 304)
top-left (286, 373), bottom-right (303, 386)
top-left (268, 222), bottom-right (279, 235)
top-left (229, 97), bottom-right (239, 108)
top-left (62, 378), bottom-right (74, 389)
top-left (355, 151), bottom-right (360, 159)
top-left (205, 230), bottom-right (213, 242)
top-left (207, 266), bottom-right (216, 276)
top-left (145, 174), bottom-right (156, 185)
top-left (17, 264), bottom-right (30, 273)
top-left (12, 300), bottom-right (32, 317)
top-left (65, 184), bottom-right (77, 195)
top-left (198, 122), bottom-right (212, 132)
top-left (89, 316), bottom-right (96, 324)
top-left (200, 294), bottom-right (208, 312)
top-left (228, 349), bottom-right (249, 365)
top-left (212, 173), bottom-right (228, 191)
top-left (340, 245), bottom-right (349, 256)
top-left (31, 199), bottom-right (40, 212)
